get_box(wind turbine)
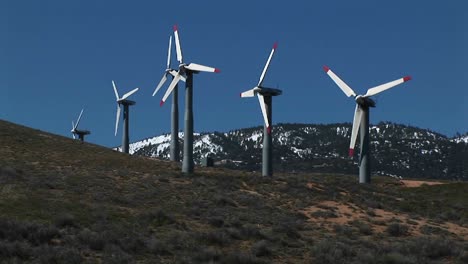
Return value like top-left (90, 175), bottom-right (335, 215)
top-left (240, 42), bottom-right (282, 177)
top-left (113, 80), bottom-right (139, 154)
top-left (158, 25), bottom-right (220, 174)
top-left (323, 66), bottom-right (411, 183)
top-left (152, 35), bottom-right (186, 162)
top-left (71, 109), bottom-right (90, 142)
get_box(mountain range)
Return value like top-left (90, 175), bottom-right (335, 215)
top-left (126, 122), bottom-right (468, 181)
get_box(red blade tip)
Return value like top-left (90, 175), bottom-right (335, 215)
top-left (267, 126), bottom-right (272, 134)
top-left (323, 65), bottom-right (330, 72)
top-left (173, 25), bottom-right (178, 31)
top-left (349, 149), bottom-right (354, 157)
top-left (403, 76), bottom-right (411, 82)
top-left (239, 93), bottom-right (242, 97)
top-left (214, 68), bottom-right (221, 73)
top-left (160, 100), bottom-right (165, 107)
top-left (273, 42), bottom-right (278, 50)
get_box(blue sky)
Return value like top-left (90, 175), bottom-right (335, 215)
top-left (2, 0), bottom-right (467, 147)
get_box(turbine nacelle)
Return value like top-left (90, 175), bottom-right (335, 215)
top-left (355, 95), bottom-right (375, 108)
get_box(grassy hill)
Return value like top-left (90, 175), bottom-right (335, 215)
top-left (0, 119), bottom-right (467, 263)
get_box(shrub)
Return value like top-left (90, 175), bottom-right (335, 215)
top-left (311, 239), bottom-right (356, 263)
top-left (78, 229), bottom-right (105, 251)
top-left (192, 247), bottom-right (221, 262)
top-left (386, 223), bottom-right (409, 237)
top-left (251, 240), bottom-right (271, 257)
top-left (54, 213), bottom-right (77, 228)
top-left (198, 231), bottom-right (231, 246)
top-left (145, 237), bottom-right (170, 255)
top-left (223, 251), bottom-right (265, 264)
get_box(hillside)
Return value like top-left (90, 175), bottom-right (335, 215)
top-left (1, 119), bottom-right (467, 263)
top-left (130, 122), bottom-right (468, 181)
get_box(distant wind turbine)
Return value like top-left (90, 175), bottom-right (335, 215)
top-left (71, 109), bottom-right (90, 142)
top-left (113, 80), bottom-right (139, 154)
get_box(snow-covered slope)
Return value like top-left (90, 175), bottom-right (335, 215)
top-left (121, 122), bottom-right (467, 180)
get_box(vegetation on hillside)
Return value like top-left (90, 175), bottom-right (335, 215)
top-left (1, 120), bottom-right (467, 263)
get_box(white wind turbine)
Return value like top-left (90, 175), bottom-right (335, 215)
top-left (240, 42), bottom-right (282, 177)
top-left (112, 80), bottom-right (139, 153)
top-left (152, 35), bottom-right (186, 162)
top-left (71, 108), bottom-right (90, 142)
top-left (324, 66), bottom-right (411, 183)
top-left (157, 25), bottom-right (220, 174)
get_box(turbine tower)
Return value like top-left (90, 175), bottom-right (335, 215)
top-left (152, 35), bottom-right (186, 162)
top-left (324, 66), bottom-right (411, 183)
top-left (113, 80), bottom-right (139, 154)
top-left (159, 25), bottom-right (220, 174)
top-left (71, 109), bottom-right (90, 142)
top-left (240, 42), bottom-right (282, 177)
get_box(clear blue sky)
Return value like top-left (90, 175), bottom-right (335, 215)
top-left (2, 0), bottom-right (467, 147)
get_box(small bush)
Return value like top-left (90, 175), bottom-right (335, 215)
top-left (386, 223), bottom-right (409, 237)
top-left (310, 210), bottom-right (338, 218)
top-left (78, 229), bottom-right (105, 251)
top-left (198, 231), bottom-right (231, 246)
top-left (54, 213), bottom-right (77, 228)
top-left (223, 251), bottom-right (265, 264)
top-left (311, 239), bottom-right (356, 263)
top-left (251, 240), bottom-right (271, 257)
top-left (192, 247), bottom-right (221, 262)
top-left (103, 244), bottom-right (133, 264)
top-left (207, 216), bottom-right (224, 227)
top-left (145, 237), bottom-right (170, 255)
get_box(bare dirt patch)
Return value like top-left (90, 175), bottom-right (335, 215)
top-left (400, 180), bottom-right (445, 188)
top-left (301, 200), bottom-right (468, 239)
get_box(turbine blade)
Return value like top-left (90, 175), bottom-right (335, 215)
top-left (74, 109), bottom-right (84, 129)
top-left (167, 35), bottom-right (172, 69)
top-left (257, 94), bottom-right (271, 133)
top-left (153, 73), bottom-right (168, 96)
top-left (161, 73), bottom-right (182, 106)
top-left (258, 42), bottom-right (278, 87)
top-left (168, 69), bottom-right (186, 82)
top-left (121, 88), bottom-right (139, 100)
top-left (72, 133), bottom-right (76, 139)
top-left (185, 63), bottom-right (220, 73)
top-left (349, 105), bottom-right (363, 156)
top-left (112, 80), bottom-right (120, 100)
top-left (173, 25), bottom-right (183, 63)
top-left (240, 87), bottom-right (258, 98)
top-left (71, 121), bottom-right (75, 131)
top-left (115, 105), bottom-right (121, 136)
top-left (323, 66), bottom-right (357, 97)
top-left (364, 76), bottom-right (411, 97)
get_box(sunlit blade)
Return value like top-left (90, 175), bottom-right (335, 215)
top-left (364, 76), bottom-right (411, 97)
top-left (169, 69), bottom-right (186, 82)
top-left (257, 94), bottom-right (271, 133)
top-left (258, 42), bottom-right (278, 87)
top-left (323, 66), bottom-right (357, 97)
top-left (153, 73), bottom-right (168, 96)
top-left (166, 35), bottom-right (172, 69)
top-left (71, 121), bottom-right (75, 131)
top-left (160, 73), bottom-right (182, 106)
top-left (173, 25), bottom-right (183, 63)
top-left (185, 63), bottom-right (220, 73)
top-left (115, 105), bottom-right (121, 136)
top-left (240, 87), bottom-right (259, 98)
top-left (121, 88), bottom-right (139, 100)
top-left (349, 105), bottom-right (363, 156)
top-left (72, 133), bottom-right (76, 139)
top-left (74, 109), bottom-right (84, 130)
top-left (112, 80), bottom-right (120, 100)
